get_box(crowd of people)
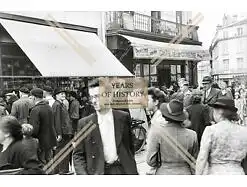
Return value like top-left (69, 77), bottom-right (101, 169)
top-left (0, 76), bottom-right (247, 175)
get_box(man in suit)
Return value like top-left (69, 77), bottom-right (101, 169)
top-left (29, 88), bottom-right (57, 165)
top-left (202, 76), bottom-right (220, 122)
top-left (73, 79), bottom-right (138, 175)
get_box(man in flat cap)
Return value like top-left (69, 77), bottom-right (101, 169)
top-left (29, 88), bottom-right (57, 165)
top-left (11, 87), bottom-right (33, 124)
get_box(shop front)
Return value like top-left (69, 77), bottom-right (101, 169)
top-left (0, 14), bottom-right (133, 95)
top-left (107, 34), bottom-right (210, 88)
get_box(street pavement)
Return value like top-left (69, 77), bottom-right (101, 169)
top-left (135, 147), bottom-right (150, 175)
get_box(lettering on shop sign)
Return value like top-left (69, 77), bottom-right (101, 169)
top-left (133, 46), bottom-right (210, 61)
top-left (99, 77), bottom-right (148, 109)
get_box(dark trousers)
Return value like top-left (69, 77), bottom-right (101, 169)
top-left (38, 149), bottom-right (53, 165)
top-left (71, 119), bottom-right (79, 134)
top-left (53, 134), bottom-right (72, 174)
top-left (104, 162), bottom-right (125, 175)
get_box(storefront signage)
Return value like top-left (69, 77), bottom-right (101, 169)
top-left (133, 46), bottom-right (211, 61)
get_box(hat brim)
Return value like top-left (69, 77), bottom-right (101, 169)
top-left (202, 81), bottom-right (211, 84)
top-left (54, 90), bottom-right (66, 96)
top-left (160, 103), bottom-right (186, 122)
top-left (209, 102), bottom-right (238, 112)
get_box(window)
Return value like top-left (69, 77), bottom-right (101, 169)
top-left (223, 31), bottom-right (228, 38)
top-left (222, 59), bottom-right (229, 72)
top-left (237, 27), bottom-right (243, 36)
top-left (237, 40), bottom-right (244, 53)
top-left (237, 57), bottom-right (244, 69)
top-left (222, 42), bottom-right (228, 54)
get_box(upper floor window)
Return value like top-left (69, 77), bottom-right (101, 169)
top-left (237, 27), bottom-right (243, 36)
top-left (222, 59), bottom-right (229, 72)
top-left (237, 40), bottom-right (244, 53)
top-left (222, 42), bottom-right (228, 54)
top-left (237, 57), bottom-right (244, 69)
top-left (223, 31), bottom-right (228, 39)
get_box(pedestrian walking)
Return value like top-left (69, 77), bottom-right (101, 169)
top-left (29, 88), bottom-right (57, 165)
top-left (196, 97), bottom-right (247, 175)
top-left (146, 99), bottom-right (198, 175)
top-left (52, 88), bottom-right (73, 174)
top-left (186, 90), bottom-right (210, 147)
top-left (234, 91), bottom-right (245, 125)
top-left (0, 116), bottom-right (44, 174)
top-left (5, 93), bottom-right (18, 114)
top-left (11, 87), bottom-right (33, 124)
top-left (69, 91), bottom-right (80, 134)
top-left (201, 76), bottom-right (220, 123)
top-left (73, 79), bottom-right (138, 175)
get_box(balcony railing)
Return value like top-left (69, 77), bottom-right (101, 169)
top-left (105, 11), bottom-right (198, 40)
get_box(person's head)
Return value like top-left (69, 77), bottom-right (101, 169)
top-left (170, 92), bottom-right (184, 103)
top-left (53, 88), bottom-right (66, 102)
top-left (43, 86), bottom-right (53, 97)
top-left (88, 79), bottom-right (101, 111)
top-left (0, 116), bottom-right (23, 145)
top-left (30, 88), bottom-right (44, 104)
top-left (219, 81), bottom-right (227, 90)
top-left (19, 87), bottom-right (29, 97)
top-left (21, 124), bottom-right (34, 138)
top-left (160, 99), bottom-right (186, 124)
top-left (147, 87), bottom-right (167, 112)
top-left (191, 89), bottom-right (203, 104)
top-left (180, 81), bottom-right (189, 93)
top-left (209, 97), bottom-right (239, 123)
top-left (70, 91), bottom-right (77, 101)
top-left (202, 76), bottom-right (213, 91)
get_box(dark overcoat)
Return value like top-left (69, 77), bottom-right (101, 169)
top-left (29, 100), bottom-right (57, 150)
top-left (73, 110), bottom-right (138, 175)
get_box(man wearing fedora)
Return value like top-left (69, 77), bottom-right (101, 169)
top-left (146, 99), bottom-right (198, 175)
top-left (73, 79), bottom-right (138, 175)
top-left (52, 88), bottom-right (73, 174)
top-left (11, 87), bottom-right (34, 124)
top-left (29, 88), bottom-right (57, 165)
top-left (202, 76), bottom-right (220, 123)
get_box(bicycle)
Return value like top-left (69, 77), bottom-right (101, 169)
top-left (131, 118), bottom-right (147, 154)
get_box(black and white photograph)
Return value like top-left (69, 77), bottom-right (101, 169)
top-left (0, 1), bottom-right (247, 181)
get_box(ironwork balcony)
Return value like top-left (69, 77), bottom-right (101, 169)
top-left (105, 11), bottom-right (199, 41)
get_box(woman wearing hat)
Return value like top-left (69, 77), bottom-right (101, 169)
top-left (146, 99), bottom-right (198, 175)
top-left (196, 97), bottom-right (247, 175)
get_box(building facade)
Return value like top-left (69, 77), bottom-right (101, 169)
top-left (211, 14), bottom-right (247, 85)
top-left (105, 11), bottom-right (209, 88)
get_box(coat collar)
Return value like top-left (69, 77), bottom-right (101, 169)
top-left (205, 88), bottom-right (217, 101)
top-left (90, 109), bottom-right (124, 148)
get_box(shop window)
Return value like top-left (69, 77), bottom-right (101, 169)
top-left (143, 64), bottom-right (149, 76)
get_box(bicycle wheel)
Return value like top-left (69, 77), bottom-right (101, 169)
top-left (131, 126), bottom-right (146, 154)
